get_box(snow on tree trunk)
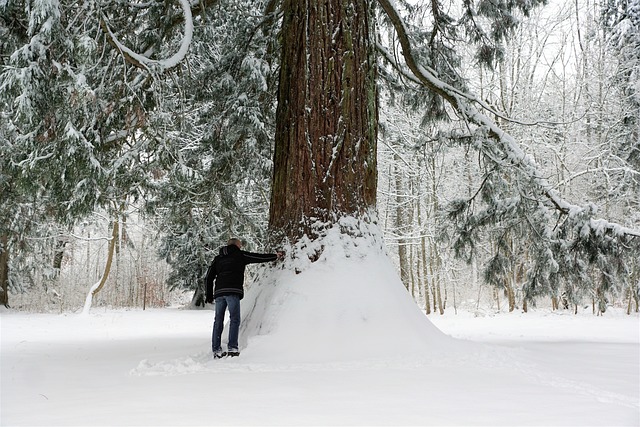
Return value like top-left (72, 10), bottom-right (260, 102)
top-left (268, 0), bottom-right (378, 243)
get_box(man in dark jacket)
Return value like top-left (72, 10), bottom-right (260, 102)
top-left (205, 238), bottom-right (281, 358)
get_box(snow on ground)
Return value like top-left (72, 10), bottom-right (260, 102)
top-left (1, 229), bottom-right (639, 426)
top-left (1, 305), bottom-right (638, 426)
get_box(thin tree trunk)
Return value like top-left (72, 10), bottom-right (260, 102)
top-left (52, 236), bottom-right (68, 275)
top-left (0, 234), bottom-right (9, 307)
top-left (474, 258), bottom-right (482, 312)
top-left (383, 163), bottom-right (393, 230)
top-left (435, 278), bottom-right (444, 315)
top-left (398, 240), bottom-right (410, 290)
top-left (409, 242), bottom-right (416, 297)
top-left (409, 176), bottom-right (418, 298)
top-left (416, 184), bottom-right (431, 314)
top-left (429, 252), bottom-right (437, 312)
top-left (191, 286), bottom-right (206, 308)
top-left (628, 265), bottom-right (640, 314)
top-left (395, 154), bottom-right (410, 289)
top-left (450, 267), bottom-right (458, 314)
top-left (82, 220), bottom-right (119, 314)
top-left (415, 236), bottom-right (425, 309)
top-left (427, 155), bottom-right (444, 314)
top-left (421, 235), bottom-right (431, 314)
top-left (269, 0), bottom-right (378, 244)
top-left (506, 284), bottom-right (515, 312)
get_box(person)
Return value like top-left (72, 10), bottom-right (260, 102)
top-left (205, 238), bottom-right (282, 359)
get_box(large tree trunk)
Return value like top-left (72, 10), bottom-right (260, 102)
top-left (269, 0), bottom-right (378, 243)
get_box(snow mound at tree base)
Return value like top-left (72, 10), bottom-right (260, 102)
top-left (238, 218), bottom-right (455, 364)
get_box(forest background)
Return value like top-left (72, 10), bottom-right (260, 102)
top-left (1, 0), bottom-right (639, 315)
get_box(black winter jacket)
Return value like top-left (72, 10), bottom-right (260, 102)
top-left (205, 244), bottom-right (277, 301)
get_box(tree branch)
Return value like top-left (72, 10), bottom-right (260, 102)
top-left (100, 0), bottom-right (195, 72)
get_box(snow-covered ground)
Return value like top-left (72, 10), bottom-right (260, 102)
top-left (2, 305), bottom-right (638, 425)
top-left (2, 229), bottom-right (639, 426)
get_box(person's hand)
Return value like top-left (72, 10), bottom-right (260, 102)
top-left (276, 251), bottom-right (285, 260)
top-left (205, 296), bottom-right (213, 304)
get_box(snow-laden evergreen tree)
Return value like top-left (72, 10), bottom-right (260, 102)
top-left (146, 0), bottom-right (277, 305)
top-left (1, 0), bottom-right (277, 307)
top-left (0, 0), bottom-right (93, 305)
top-left (0, 0), bottom-right (193, 307)
top-left (372, 0), bottom-right (640, 312)
top-left (601, 0), bottom-right (640, 311)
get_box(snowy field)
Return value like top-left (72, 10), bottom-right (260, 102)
top-left (2, 305), bottom-right (638, 426)
top-left (2, 232), bottom-right (639, 427)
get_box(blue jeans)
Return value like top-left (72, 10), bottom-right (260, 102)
top-left (212, 295), bottom-right (240, 352)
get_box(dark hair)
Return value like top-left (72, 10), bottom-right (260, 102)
top-left (227, 238), bottom-right (242, 247)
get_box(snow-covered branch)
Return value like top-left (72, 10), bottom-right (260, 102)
top-left (100, 0), bottom-right (193, 72)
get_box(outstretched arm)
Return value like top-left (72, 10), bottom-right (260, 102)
top-left (242, 251), bottom-right (279, 265)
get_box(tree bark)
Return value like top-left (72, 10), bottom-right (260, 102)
top-left (93, 221), bottom-right (119, 297)
top-left (506, 284), bottom-right (515, 312)
top-left (0, 234), bottom-right (9, 307)
top-left (395, 154), bottom-right (410, 288)
top-left (269, 0), bottom-right (378, 243)
top-left (419, 203), bottom-right (431, 314)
